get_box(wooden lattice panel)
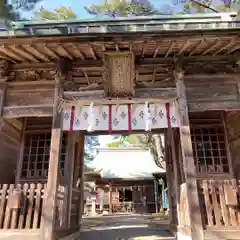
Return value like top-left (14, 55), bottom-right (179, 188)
top-left (191, 126), bottom-right (229, 173)
top-left (103, 52), bottom-right (135, 97)
top-left (21, 133), bottom-right (66, 179)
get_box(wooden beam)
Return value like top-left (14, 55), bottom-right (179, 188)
top-left (3, 105), bottom-right (53, 118)
top-left (139, 55), bottom-right (238, 66)
top-left (12, 60), bottom-right (102, 70)
top-left (175, 57), bottom-right (204, 240)
top-left (185, 73), bottom-right (240, 80)
top-left (188, 100), bottom-right (240, 112)
top-left (64, 88), bottom-right (177, 102)
top-left (10, 54), bottom-right (239, 71)
top-left (40, 72), bottom-right (63, 240)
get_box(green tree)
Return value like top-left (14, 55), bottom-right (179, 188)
top-left (85, 0), bottom-right (159, 17)
top-left (0, 0), bottom-right (42, 20)
top-left (107, 134), bottom-right (146, 147)
top-left (33, 6), bottom-right (77, 20)
top-left (84, 136), bottom-right (100, 172)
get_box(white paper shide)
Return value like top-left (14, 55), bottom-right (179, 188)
top-left (62, 101), bottom-right (179, 131)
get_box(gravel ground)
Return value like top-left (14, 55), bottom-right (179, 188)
top-left (80, 214), bottom-right (176, 240)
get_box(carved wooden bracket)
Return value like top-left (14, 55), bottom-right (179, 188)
top-left (102, 52), bottom-right (135, 98)
top-left (55, 60), bottom-right (76, 90)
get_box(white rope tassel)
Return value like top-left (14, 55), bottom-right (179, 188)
top-left (144, 102), bottom-right (151, 131)
top-left (87, 102), bottom-right (95, 132)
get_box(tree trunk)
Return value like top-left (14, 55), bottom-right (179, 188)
top-left (152, 134), bottom-right (165, 170)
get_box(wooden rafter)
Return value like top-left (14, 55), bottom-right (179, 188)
top-left (10, 45), bottom-right (39, 62)
top-left (58, 45), bottom-right (73, 60)
top-left (227, 45), bottom-right (240, 54)
top-left (88, 44), bottom-right (97, 60)
top-left (70, 44), bottom-right (85, 60)
top-left (0, 51), bottom-right (16, 63)
top-left (0, 37), bottom-right (237, 64)
top-left (165, 41), bottom-right (174, 57)
top-left (213, 38), bottom-right (236, 55)
top-left (189, 39), bottom-right (205, 56)
top-left (25, 45), bottom-right (51, 62)
top-left (153, 41), bottom-right (161, 58)
top-left (42, 45), bottom-right (59, 60)
top-left (178, 40), bottom-right (190, 55)
top-left (141, 42), bottom-right (146, 58)
top-left (0, 46), bottom-right (23, 62)
top-left (202, 40), bottom-right (222, 56)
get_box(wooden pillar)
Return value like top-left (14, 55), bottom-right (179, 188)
top-left (41, 73), bottom-right (63, 240)
top-left (154, 179), bottom-right (159, 213)
top-left (78, 132), bottom-right (85, 224)
top-left (64, 132), bottom-right (76, 228)
top-left (109, 182), bottom-right (112, 214)
top-left (164, 131), bottom-right (173, 221)
top-left (168, 128), bottom-right (181, 226)
top-left (175, 58), bottom-right (204, 240)
top-left (15, 118), bottom-right (27, 185)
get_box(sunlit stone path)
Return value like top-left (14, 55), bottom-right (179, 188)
top-left (80, 214), bottom-right (176, 240)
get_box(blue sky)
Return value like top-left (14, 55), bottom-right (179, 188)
top-left (23, 0), bottom-right (178, 18)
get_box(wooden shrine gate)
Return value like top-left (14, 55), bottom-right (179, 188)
top-left (0, 12), bottom-right (239, 240)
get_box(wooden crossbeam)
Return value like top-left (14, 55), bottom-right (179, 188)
top-left (10, 54), bottom-right (239, 71)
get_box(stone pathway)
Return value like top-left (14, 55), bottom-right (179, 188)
top-left (80, 214), bottom-right (176, 240)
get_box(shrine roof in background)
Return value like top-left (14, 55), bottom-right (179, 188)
top-left (87, 147), bottom-right (165, 180)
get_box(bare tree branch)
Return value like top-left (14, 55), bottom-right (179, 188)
top-left (189, 0), bottom-right (219, 13)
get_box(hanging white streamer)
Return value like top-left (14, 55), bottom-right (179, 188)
top-left (144, 102), bottom-right (151, 131)
top-left (87, 102), bottom-right (95, 132)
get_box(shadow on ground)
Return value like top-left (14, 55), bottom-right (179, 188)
top-left (80, 214), bottom-right (175, 240)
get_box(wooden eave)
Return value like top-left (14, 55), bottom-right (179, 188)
top-left (0, 13), bottom-right (238, 67)
top-left (0, 31), bottom-right (239, 88)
